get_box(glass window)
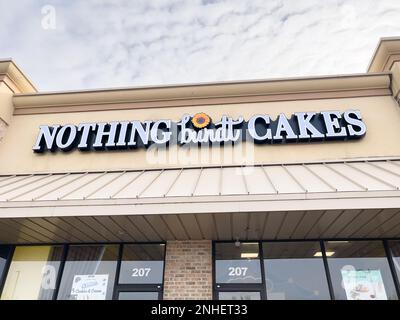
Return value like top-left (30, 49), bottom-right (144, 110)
top-left (0, 246), bottom-right (11, 288)
top-left (119, 244), bottom-right (165, 284)
top-left (387, 240), bottom-right (400, 286)
top-left (118, 291), bottom-right (159, 300)
top-left (57, 245), bottom-right (119, 300)
top-left (215, 242), bottom-right (261, 284)
top-left (218, 292), bottom-right (261, 300)
top-left (1, 245), bottom-right (64, 300)
top-left (325, 241), bottom-right (398, 300)
top-left (262, 241), bottom-right (330, 300)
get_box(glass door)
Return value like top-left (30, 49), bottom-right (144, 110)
top-left (113, 244), bottom-right (165, 300)
top-left (116, 288), bottom-right (162, 300)
top-left (214, 242), bottom-right (265, 300)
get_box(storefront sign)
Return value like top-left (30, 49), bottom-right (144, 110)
top-left (70, 274), bottom-right (109, 300)
top-left (33, 109), bottom-right (366, 153)
top-left (341, 269), bottom-right (387, 300)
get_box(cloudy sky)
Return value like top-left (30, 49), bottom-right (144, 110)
top-left (1, 0), bottom-right (400, 91)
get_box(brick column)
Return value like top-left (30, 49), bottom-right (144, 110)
top-left (163, 240), bottom-right (213, 300)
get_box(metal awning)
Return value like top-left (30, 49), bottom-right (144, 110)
top-left (0, 159), bottom-right (400, 243)
top-left (2, 159), bottom-right (400, 201)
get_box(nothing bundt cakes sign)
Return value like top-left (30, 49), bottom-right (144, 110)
top-left (32, 110), bottom-right (366, 153)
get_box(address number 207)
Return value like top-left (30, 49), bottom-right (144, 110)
top-left (228, 267), bottom-right (248, 276)
top-left (132, 268), bottom-right (151, 277)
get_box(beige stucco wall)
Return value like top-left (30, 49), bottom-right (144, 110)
top-left (0, 95), bottom-right (399, 174)
top-left (0, 83), bottom-right (14, 125)
top-left (0, 118), bottom-right (7, 143)
top-left (0, 82), bottom-right (15, 144)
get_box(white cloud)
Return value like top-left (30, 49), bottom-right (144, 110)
top-left (1, 0), bottom-right (400, 91)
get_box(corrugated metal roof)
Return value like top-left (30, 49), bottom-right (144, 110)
top-left (0, 159), bottom-right (400, 202)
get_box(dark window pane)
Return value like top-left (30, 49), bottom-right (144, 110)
top-left (388, 240), bottom-right (400, 286)
top-left (118, 291), bottom-right (159, 300)
top-left (325, 241), bottom-right (397, 300)
top-left (263, 241), bottom-right (331, 300)
top-left (215, 243), bottom-right (261, 284)
top-left (0, 246), bottom-right (11, 289)
top-left (219, 292), bottom-right (261, 300)
top-left (119, 244), bottom-right (165, 284)
top-left (1, 246), bottom-right (63, 300)
top-left (57, 245), bottom-right (119, 300)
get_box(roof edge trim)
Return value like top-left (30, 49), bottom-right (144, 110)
top-left (12, 73), bottom-right (390, 113)
top-left (0, 60), bottom-right (37, 93)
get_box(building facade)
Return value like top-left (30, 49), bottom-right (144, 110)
top-left (1, 37), bottom-right (400, 300)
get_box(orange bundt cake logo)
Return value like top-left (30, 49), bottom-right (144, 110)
top-left (191, 113), bottom-right (211, 129)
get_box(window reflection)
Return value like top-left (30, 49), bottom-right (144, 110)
top-left (387, 241), bottom-right (400, 288)
top-left (263, 241), bottom-right (331, 300)
top-left (219, 291), bottom-right (261, 300)
top-left (57, 245), bottom-right (119, 300)
top-left (325, 241), bottom-right (398, 300)
top-left (215, 242), bottom-right (261, 284)
top-left (1, 246), bottom-right (63, 300)
top-left (0, 246), bottom-right (11, 287)
top-left (118, 291), bottom-right (159, 300)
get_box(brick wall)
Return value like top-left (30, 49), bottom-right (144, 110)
top-left (163, 240), bottom-right (212, 300)
top-left (0, 119), bottom-right (7, 143)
